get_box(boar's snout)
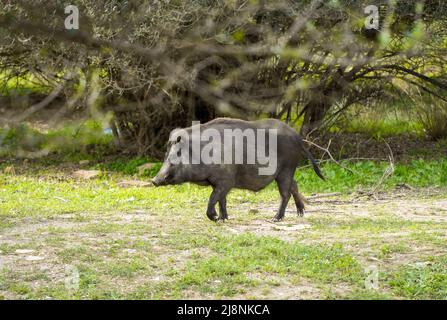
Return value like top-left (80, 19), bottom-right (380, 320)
top-left (151, 175), bottom-right (166, 186)
top-left (151, 177), bottom-right (160, 186)
top-left (152, 163), bottom-right (172, 186)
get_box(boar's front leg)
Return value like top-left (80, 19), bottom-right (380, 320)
top-left (207, 186), bottom-right (230, 222)
top-left (206, 189), bottom-right (219, 221)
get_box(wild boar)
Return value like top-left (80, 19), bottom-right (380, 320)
top-left (152, 118), bottom-right (324, 221)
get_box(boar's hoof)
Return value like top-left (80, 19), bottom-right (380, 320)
top-left (207, 214), bottom-right (219, 222)
top-left (298, 209), bottom-right (305, 217)
top-left (271, 216), bottom-right (284, 222)
top-left (218, 216), bottom-right (228, 222)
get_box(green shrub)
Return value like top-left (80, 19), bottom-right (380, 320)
top-left (416, 98), bottom-right (447, 140)
top-left (0, 121), bottom-right (114, 158)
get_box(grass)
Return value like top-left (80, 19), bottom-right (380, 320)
top-left (0, 121), bottom-right (114, 159)
top-left (331, 103), bottom-right (426, 138)
top-left (98, 157), bottom-right (161, 176)
top-left (0, 159), bottom-right (446, 222)
top-left (0, 154), bottom-right (446, 299)
top-left (182, 237), bottom-right (362, 283)
top-left (2, 69), bottom-right (447, 299)
top-left (339, 117), bottom-right (424, 138)
top-left (0, 117), bottom-right (447, 299)
top-left (388, 256), bottom-right (447, 299)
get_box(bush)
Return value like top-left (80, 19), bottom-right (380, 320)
top-left (3, 1), bottom-right (447, 156)
top-left (416, 96), bottom-right (447, 140)
top-left (0, 121), bottom-right (114, 158)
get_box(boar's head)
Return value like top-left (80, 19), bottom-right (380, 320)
top-left (152, 129), bottom-right (190, 186)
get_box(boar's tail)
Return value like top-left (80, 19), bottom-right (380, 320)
top-left (299, 140), bottom-right (325, 181)
top-left (308, 150), bottom-right (325, 181)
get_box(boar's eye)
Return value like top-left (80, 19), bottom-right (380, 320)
top-left (176, 136), bottom-right (181, 143)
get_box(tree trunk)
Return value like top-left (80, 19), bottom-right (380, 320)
top-left (300, 100), bottom-right (330, 137)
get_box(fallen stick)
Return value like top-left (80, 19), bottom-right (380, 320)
top-left (306, 192), bottom-right (343, 200)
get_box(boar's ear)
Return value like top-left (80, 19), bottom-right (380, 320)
top-left (170, 128), bottom-right (180, 138)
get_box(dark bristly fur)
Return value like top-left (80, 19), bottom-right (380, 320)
top-left (152, 118), bottom-right (325, 222)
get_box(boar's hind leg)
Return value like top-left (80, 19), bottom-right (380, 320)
top-left (273, 171), bottom-right (293, 222)
top-left (207, 186), bottom-right (230, 222)
top-left (218, 196), bottom-right (228, 221)
top-left (291, 181), bottom-right (305, 216)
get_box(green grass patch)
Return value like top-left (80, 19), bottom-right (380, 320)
top-left (97, 157), bottom-right (161, 176)
top-left (339, 117), bottom-right (424, 138)
top-left (0, 159), bottom-right (446, 223)
top-left (331, 104), bottom-right (425, 138)
top-left (179, 235), bottom-right (362, 294)
top-left (1, 152), bottom-right (446, 299)
top-left (0, 121), bottom-right (114, 159)
top-left (294, 159), bottom-right (447, 194)
top-left (387, 256), bottom-right (447, 299)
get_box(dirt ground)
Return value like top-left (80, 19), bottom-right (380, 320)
top-left (1, 188), bottom-right (446, 299)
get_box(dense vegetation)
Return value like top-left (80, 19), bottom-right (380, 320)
top-left (1, 1), bottom-right (447, 301)
top-left (1, 0), bottom-right (447, 156)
